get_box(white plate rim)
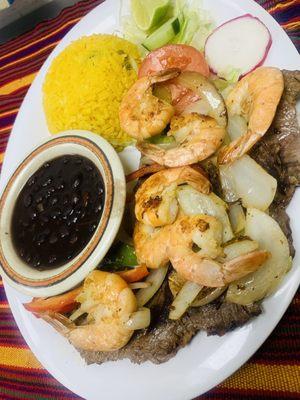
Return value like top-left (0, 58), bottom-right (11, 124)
top-left (1, 0), bottom-right (300, 399)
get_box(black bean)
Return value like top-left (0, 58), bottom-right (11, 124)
top-left (89, 223), bottom-right (97, 233)
top-left (42, 177), bottom-right (52, 187)
top-left (48, 255), bottom-right (57, 264)
top-left (95, 204), bottom-right (102, 213)
top-left (49, 233), bottom-right (58, 244)
top-left (50, 210), bottom-right (61, 220)
top-left (85, 163), bottom-right (93, 172)
top-left (41, 228), bottom-right (50, 236)
top-left (35, 195), bottom-right (43, 204)
top-left (70, 215), bottom-right (78, 224)
top-left (72, 194), bottom-right (80, 205)
top-left (50, 197), bottom-right (58, 206)
top-left (56, 180), bottom-right (65, 190)
top-left (63, 195), bottom-right (69, 205)
top-left (36, 233), bottom-right (46, 245)
top-left (82, 192), bottom-right (89, 207)
top-left (23, 195), bottom-right (32, 208)
top-left (59, 225), bottom-right (69, 238)
top-left (63, 206), bottom-right (73, 218)
top-left (40, 214), bottom-right (49, 223)
top-left (32, 256), bottom-right (41, 268)
top-left (72, 177), bottom-right (81, 189)
top-left (30, 211), bottom-right (37, 220)
top-left (80, 210), bottom-right (86, 220)
top-left (27, 177), bottom-right (36, 187)
top-left (19, 248), bottom-right (25, 257)
top-left (36, 203), bottom-right (44, 213)
top-left (22, 219), bottom-right (30, 227)
top-left (69, 234), bottom-right (78, 244)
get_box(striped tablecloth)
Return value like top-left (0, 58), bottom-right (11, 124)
top-left (0, 1), bottom-right (299, 399)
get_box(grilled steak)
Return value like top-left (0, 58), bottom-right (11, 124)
top-left (80, 70), bottom-right (299, 365)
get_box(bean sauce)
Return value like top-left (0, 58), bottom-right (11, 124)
top-left (11, 155), bottom-right (105, 270)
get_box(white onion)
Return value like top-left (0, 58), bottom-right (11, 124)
top-left (223, 239), bottom-right (259, 261)
top-left (129, 282), bottom-right (151, 290)
top-left (181, 99), bottom-right (211, 116)
top-left (192, 287), bottom-right (226, 307)
top-left (227, 115), bottom-right (247, 141)
top-left (169, 281), bottom-right (203, 320)
top-left (69, 307), bottom-right (85, 322)
top-left (174, 72), bottom-right (227, 127)
top-left (219, 165), bottom-right (239, 202)
top-left (177, 185), bottom-right (234, 242)
top-left (136, 266), bottom-right (168, 307)
top-left (168, 270), bottom-right (186, 298)
top-left (228, 203), bottom-right (246, 234)
top-left (226, 208), bottom-right (291, 305)
top-left (220, 155), bottom-right (277, 211)
top-left (125, 308), bottom-right (151, 330)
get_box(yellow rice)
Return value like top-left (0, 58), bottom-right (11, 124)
top-left (43, 34), bottom-right (140, 149)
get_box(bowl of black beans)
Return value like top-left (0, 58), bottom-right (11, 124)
top-left (0, 131), bottom-right (126, 297)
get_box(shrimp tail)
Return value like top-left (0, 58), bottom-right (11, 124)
top-left (222, 250), bottom-right (270, 284)
top-left (38, 311), bottom-right (76, 336)
top-left (136, 142), bottom-right (166, 164)
top-left (218, 130), bottom-right (261, 164)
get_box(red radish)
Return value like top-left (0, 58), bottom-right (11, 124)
top-left (204, 14), bottom-right (272, 78)
top-left (138, 44), bottom-right (210, 78)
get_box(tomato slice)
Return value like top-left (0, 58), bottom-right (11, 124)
top-left (138, 44), bottom-right (210, 78)
top-left (117, 265), bottom-right (149, 283)
top-left (24, 286), bottom-right (81, 314)
top-left (168, 83), bottom-right (200, 114)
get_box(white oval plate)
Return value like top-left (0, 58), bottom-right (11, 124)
top-left (1, 1), bottom-right (300, 399)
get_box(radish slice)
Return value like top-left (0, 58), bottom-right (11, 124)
top-left (205, 14), bottom-right (272, 78)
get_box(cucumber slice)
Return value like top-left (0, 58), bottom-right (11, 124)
top-left (142, 17), bottom-right (180, 51)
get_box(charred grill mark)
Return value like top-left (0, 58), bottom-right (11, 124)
top-left (143, 195), bottom-right (162, 210)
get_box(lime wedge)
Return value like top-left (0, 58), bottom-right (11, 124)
top-left (131, 0), bottom-right (170, 32)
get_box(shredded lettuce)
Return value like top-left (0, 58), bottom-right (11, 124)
top-left (173, 0), bottom-right (214, 50)
top-left (121, 0), bottom-right (213, 54)
top-left (122, 15), bottom-right (149, 56)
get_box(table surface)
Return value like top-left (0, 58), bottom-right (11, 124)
top-left (0, 0), bottom-right (299, 399)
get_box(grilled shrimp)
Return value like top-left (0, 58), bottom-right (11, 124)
top-left (137, 113), bottom-right (226, 167)
top-left (133, 221), bottom-right (171, 269)
top-left (39, 271), bottom-right (137, 351)
top-left (218, 67), bottom-right (284, 164)
top-left (119, 69), bottom-right (180, 140)
top-left (135, 166), bottom-right (211, 227)
top-left (169, 215), bottom-right (270, 287)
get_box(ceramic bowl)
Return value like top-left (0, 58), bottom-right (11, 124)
top-left (0, 130), bottom-right (125, 297)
